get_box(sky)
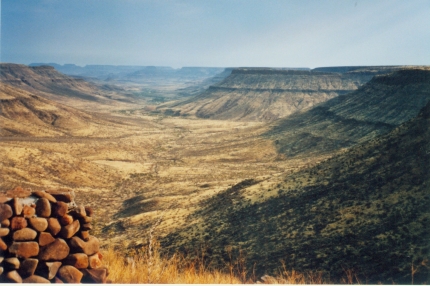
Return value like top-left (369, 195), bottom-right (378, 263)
top-left (1, 0), bottom-right (429, 68)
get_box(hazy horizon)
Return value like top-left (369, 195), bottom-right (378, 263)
top-left (2, 0), bottom-right (430, 68)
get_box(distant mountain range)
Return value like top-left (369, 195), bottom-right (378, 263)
top-left (29, 62), bottom-right (226, 84)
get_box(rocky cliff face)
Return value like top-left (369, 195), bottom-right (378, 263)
top-left (161, 66), bottom-right (411, 121)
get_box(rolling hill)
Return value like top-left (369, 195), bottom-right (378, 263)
top-left (0, 83), bottom-right (126, 137)
top-left (0, 63), bottom-right (136, 110)
top-left (158, 66), bottom-right (412, 121)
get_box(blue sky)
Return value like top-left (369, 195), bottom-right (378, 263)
top-left (1, 0), bottom-right (429, 68)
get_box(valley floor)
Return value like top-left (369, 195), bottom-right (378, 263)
top-left (0, 108), bottom-right (330, 249)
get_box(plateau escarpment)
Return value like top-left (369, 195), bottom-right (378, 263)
top-left (160, 66), bottom-right (407, 121)
top-left (267, 68), bottom-right (430, 157)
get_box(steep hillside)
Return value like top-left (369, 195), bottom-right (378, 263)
top-left (0, 83), bottom-right (125, 137)
top-left (0, 63), bottom-right (134, 107)
top-left (159, 66), bottom-right (407, 121)
top-left (162, 97), bottom-right (430, 284)
top-left (267, 68), bottom-right (430, 157)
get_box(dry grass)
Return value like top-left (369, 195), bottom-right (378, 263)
top-left (102, 238), bottom-right (337, 284)
top-left (102, 240), bottom-right (244, 284)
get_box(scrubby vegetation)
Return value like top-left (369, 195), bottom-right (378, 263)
top-left (162, 100), bottom-right (430, 284)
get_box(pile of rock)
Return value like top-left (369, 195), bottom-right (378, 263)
top-left (0, 187), bottom-right (108, 283)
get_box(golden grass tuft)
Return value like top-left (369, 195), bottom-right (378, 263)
top-left (102, 240), bottom-right (243, 284)
top-left (102, 239), bottom-right (336, 284)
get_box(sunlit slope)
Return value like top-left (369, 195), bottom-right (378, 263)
top-left (267, 68), bottom-right (430, 157)
top-left (0, 63), bottom-right (136, 109)
top-left (160, 66), bottom-right (409, 122)
top-left (163, 97), bottom-right (430, 283)
top-left (0, 83), bottom-right (128, 137)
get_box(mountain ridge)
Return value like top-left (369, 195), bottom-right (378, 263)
top-left (0, 63), bottom-right (140, 110)
top-left (158, 66), bottom-right (421, 122)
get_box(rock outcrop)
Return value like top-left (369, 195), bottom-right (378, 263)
top-left (0, 187), bottom-right (108, 283)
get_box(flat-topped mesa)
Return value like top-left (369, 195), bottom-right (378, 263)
top-left (163, 66), bottom-right (423, 122)
top-left (0, 186), bottom-right (108, 283)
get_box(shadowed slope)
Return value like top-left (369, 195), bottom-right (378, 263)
top-left (267, 68), bottom-right (430, 157)
top-left (163, 97), bottom-right (430, 284)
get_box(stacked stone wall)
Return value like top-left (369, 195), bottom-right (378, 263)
top-left (0, 187), bottom-right (108, 283)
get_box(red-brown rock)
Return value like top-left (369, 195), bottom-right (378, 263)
top-left (32, 191), bottom-right (57, 203)
top-left (81, 223), bottom-right (93, 230)
top-left (9, 241), bottom-right (39, 258)
top-left (47, 217), bottom-right (61, 236)
top-left (0, 203), bottom-right (13, 221)
top-left (28, 217), bottom-right (48, 232)
top-left (10, 216), bottom-right (27, 230)
top-left (53, 276), bottom-right (64, 283)
top-left (81, 268), bottom-right (108, 283)
top-left (11, 197), bottom-right (23, 215)
top-left (6, 186), bottom-right (31, 198)
top-left (1, 218), bottom-right (10, 227)
top-left (69, 236), bottom-right (100, 256)
top-left (59, 220), bottom-right (80, 239)
top-left (38, 238), bottom-right (69, 261)
top-left (18, 258), bottom-right (38, 277)
top-left (81, 215), bottom-right (92, 223)
top-left (5, 270), bottom-right (23, 283)
top-left (0, 227), bottom-right (10, 237)
top-left (22, 205), bottom-right (36, 218)
top-left (64, 253), bottom-right (89, 269)
top-left (57, 265), bottom-right (83, 283)
top-left (53, 201), bottom-right (68, 217)
top-left (84, 206), bottom-right (93, 217)
top-left (4, 257), bottom-right (20, 269)
top-left (88, 253), bottom-right (103, 269)
top-left (59, 214), bottom-right (73, 226)
top-left (36, 198), bottom-right (51, 217)
top-left (0, 237), bottom-right (7, 251)
top-left (38, 232), bottom-right (56, 247)
top-left (48, 189), bottom-right (74, 203)
top-left (71, 205), bottom-right (86, 219)
top-left (13, 227), bottom-right (37, 241)
top-left (22, 275), bottom-right (50, 283)
top-left (44, 261), bottom-right (62, 280)
top-left (80, 230), bottom-right (90, 241)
